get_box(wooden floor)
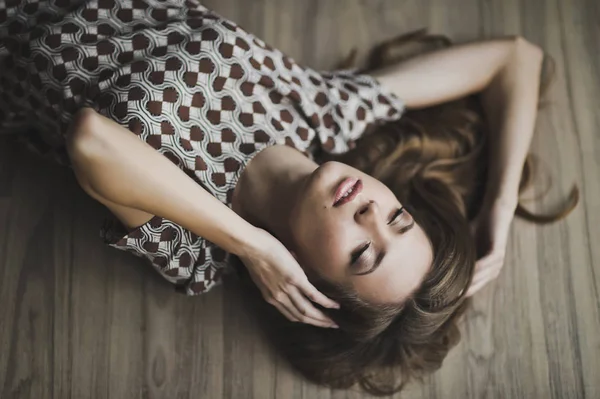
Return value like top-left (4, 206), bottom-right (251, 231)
top-left (1, 0), bottom-right (599, 398)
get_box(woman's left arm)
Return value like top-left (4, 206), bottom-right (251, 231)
top-left (373, 37), bottom-right (544, 295)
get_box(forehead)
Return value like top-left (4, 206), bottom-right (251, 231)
top-left (351, 224), bottom-right (433, 303)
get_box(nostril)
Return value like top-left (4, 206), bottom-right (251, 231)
top-left (358, 203), bottom-right (370, 215)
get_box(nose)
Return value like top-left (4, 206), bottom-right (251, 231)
top-left (355, 200), bottom-right (380, 225)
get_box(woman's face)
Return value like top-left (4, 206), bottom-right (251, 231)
top-left (289, 161), bottom-right (433, 304)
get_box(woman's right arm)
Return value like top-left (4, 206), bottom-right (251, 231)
top-left (67, 108), bottom-right (256, 257)
top-left (67, 108), bottom-right (339, 327)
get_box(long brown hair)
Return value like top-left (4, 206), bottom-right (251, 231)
top-left (235, 30), bottom-right (578, 396)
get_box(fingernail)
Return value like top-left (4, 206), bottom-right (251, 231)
top-left (331, 324), bottom-right (339, 329)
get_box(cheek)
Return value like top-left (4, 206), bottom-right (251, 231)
top-left (292, 210), bottom-right (351, 277)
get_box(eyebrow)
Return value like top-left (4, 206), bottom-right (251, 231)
top-left (353, 220), bottom-right (416, 276)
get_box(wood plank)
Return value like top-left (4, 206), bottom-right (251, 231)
top-left (0, 150), bottom-right (76, 399)
top-left (427, 2), bottom-right (486, 398)
top-left (1, 1), bottom-right (599, 398)
top-left (554, 0), bottom-right (600, 397)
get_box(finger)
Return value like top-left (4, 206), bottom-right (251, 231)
top-left (296, 278), bottom-right (340, 309)
top-left (287, 286), bottom-right (337, 326)
top-left (466, 273), bottom-right (493, 297)
top-left (466, 282), bottom-right (484, 297)
top-left (279, 295), bottom-right (338, 328)
top-left (475, 253), bottom-right (499, 270)
top-left (474, 259), bottom-right (495, 274)
top-left (467, 274), bottom-right (496, 297)
top-left (272, 302), bottom-right (299, 323)
top-left (472, 262), bottom-right (502, 286)
top-left (467, 265), bottom-right (502, 296)
top-left (474, 251), bottom-right (505, 273)
top-left (471, 260), bottom-right (501, 284)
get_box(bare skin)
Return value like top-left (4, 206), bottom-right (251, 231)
top-left (66, 36), bottom-right (544, 325)
top-left (370, 37), bottom-right (544, 295)
top-left (66, 110), bottom-right (341, 328)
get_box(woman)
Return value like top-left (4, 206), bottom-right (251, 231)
top-left (0, 0), bottom-right (576, 394)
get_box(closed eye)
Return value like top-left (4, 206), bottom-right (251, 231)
top-left (350, 242), bottom-right (370, 265)
top-left (350, 207), bottom-right (404, 265)
top-left (388, 207), bottom-right (404, 225)
top-left (349, 208), bottom-right (415, 275)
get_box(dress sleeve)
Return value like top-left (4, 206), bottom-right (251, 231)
top-left (101, 215), bottom-right (229, 295)
top-left (309, 70), bottom-right (405, 154)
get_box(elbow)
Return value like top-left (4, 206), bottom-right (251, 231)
top-left (512, 36), bottom-right (544, 64)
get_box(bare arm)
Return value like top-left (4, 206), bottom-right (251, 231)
top-left (373, 36), bottom-right (544, 209)
top-left (68, 108), bottom-right (258, 257)
top-left (68, 109), bottom-right (339, 325)
top-left (373, 37), bottom-right (545, 295)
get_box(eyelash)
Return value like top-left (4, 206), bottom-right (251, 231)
top-left (351, 243), bottom-right (369, 264)
top-left (350, 207), bottom-right (405, 264)
top-left (388, 207), bottom-right (404, 225)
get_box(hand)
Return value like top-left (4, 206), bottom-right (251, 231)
top-left (466, 200), bottom-right (516, 297)
top-left (239, 228), bottom-right (340, 328)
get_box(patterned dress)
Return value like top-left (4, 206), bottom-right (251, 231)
top-left (0, 0), bottom-right (405, 295)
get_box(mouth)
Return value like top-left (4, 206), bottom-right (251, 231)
top-left (333, 177), bottom-right (363, 207)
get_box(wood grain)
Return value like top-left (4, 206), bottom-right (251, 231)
top-left (1, 0), bottom-right (599, 398)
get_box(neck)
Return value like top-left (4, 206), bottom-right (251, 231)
top-left (233, 145), bottom-right (317, 248)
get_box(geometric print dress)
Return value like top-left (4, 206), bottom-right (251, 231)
top-left (0, 0), bottom-right (405, 295)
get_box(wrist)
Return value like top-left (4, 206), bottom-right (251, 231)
top-left (489, 194), bottom-right (518, 215)
top-left (233, 224), bottom-right (267, 259)
top-left (483, 171), bottom-right (519, 209)
top-left (482, 185), bottom-right (518, 212)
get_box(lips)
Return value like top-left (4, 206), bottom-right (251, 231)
top-left (333, 178), bottom-right (363, 207)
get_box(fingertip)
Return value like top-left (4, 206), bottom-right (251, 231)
top-left (314, 296), bottom-right (339, 309)
top-left (325, 298), bottom-right (340, 309)
top-left (308, 289), bottom-right (339, 309)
